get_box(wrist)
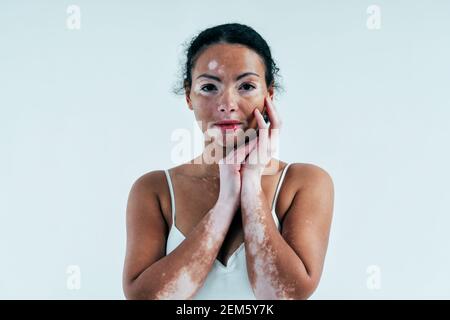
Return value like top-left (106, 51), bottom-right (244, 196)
top-left (217, 192), bottom-right (240, 211)
top-left (242, 172), bottom-right (262, 191)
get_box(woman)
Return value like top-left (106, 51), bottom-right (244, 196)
top-left (122, 23), bottom-right (334, 300)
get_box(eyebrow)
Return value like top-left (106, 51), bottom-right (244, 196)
top-left (196, 72), bottom-right (260, 82)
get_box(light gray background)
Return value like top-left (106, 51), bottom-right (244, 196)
top-left (1, 0), bottom-right (449, 299)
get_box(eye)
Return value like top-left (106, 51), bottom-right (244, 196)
top-left (239, 83), bottom-right (256, 91)
top-left (201, 84), bottom-right (217, 92)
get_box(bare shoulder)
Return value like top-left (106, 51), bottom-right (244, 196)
top-left (127, 170), bottom-right (172, 226)
top-left (132, 169), bottom-right (163, 187)
top-left (128, 170), bottom-right (167, 202)
top-left (277, 162), bottom-right (334, 221)
top-left (281, 162), bottom-right (335, 230)
top-left (286, 162), bottom-right (334, 192)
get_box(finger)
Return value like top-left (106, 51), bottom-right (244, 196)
top-left (269, 126), bottom-right (280, 153)
top-left (240, 136), bottom-right (258, 159)
top-left (255, 108), bottom-right (269, 130)
top-left (245, 139), bottom-right (262, 166)
top-left (259, 122), bottom-right (269, 148)
top-left (255, 109), bottom-right (269, 148)
top-left (265, 96), bottom-right (282, 130)
top-left (235, 138), bottom-right (258, 165)
top-left (224, 137), bottom-right (258, 165)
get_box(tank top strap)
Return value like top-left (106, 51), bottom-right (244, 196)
top-left (271, 163), bottom-right (292, 228)
top-left (164, 169), bottom-right (176, 226)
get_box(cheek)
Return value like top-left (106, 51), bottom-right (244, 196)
top-left (241, 92), bottom-right (265, 111)
top-left (247, 86), bottom-right (264, 96)
top-left (242, 86), bottom-right (266, 103)
top-left (192, 105), bottom-right (215, 130)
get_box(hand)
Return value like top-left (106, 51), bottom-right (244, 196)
top-left (241, 96), bottom-right (282, 179)
top-left (217, 137), bottom-right (258, 210)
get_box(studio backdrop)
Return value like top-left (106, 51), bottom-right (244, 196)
top-left (1, 0), bottom-right (449, 299)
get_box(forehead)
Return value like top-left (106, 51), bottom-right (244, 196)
top-left (193, 43), bottom-right (265, 76)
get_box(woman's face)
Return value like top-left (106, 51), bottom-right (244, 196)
top-left (186, 43), bottom-right (273, 149)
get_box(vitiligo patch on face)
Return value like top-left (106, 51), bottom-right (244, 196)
top-left (217, 65), bottom-right (225, 74)
top-left (208, 60), bottom-right (218, 70)
top-left (193, 83), bottom-right (204, 95)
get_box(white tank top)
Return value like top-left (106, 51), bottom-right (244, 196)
top-left (164, 163), bottom-right (292, 300)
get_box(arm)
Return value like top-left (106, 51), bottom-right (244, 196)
top-left (122, 171), bottom-right (236, 300)
top-left (240, 164), bottom-right (334, 299)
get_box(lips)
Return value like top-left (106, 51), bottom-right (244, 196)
top-left (214, 120), bottom-right (244, 132)
top-left (214, 120), bottom-right (243, 125)
top-left (216, 123), bottom-right (241, 130)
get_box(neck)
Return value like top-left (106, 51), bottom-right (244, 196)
top-left (190, 140), bottom-right (235, 178)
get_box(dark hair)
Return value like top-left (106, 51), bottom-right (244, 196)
top-left (173, 23), bottom-right (283, 96)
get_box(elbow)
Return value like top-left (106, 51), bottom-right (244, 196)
top-left (123, 283), bottom-right (143, 300)
top-left (290, 275), bottom-right (320, 300)
top-left (123, 279), bottom-right (157, 300)
top-left (123, 287), bottom-right (141, 300)
top-left (254, 275), bottom-right (319, 300)
top-left (123, 278), bottom-right (198, 300)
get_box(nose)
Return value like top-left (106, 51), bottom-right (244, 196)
top-left (217, 88), bottom-right (238, 114)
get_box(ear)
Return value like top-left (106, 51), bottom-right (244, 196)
top-left (185, 84), bottom-right (193, 110)
top-left (185, 94), bottom-right (193, 110)
top-left (267, 84), bottom-right (274, 100)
